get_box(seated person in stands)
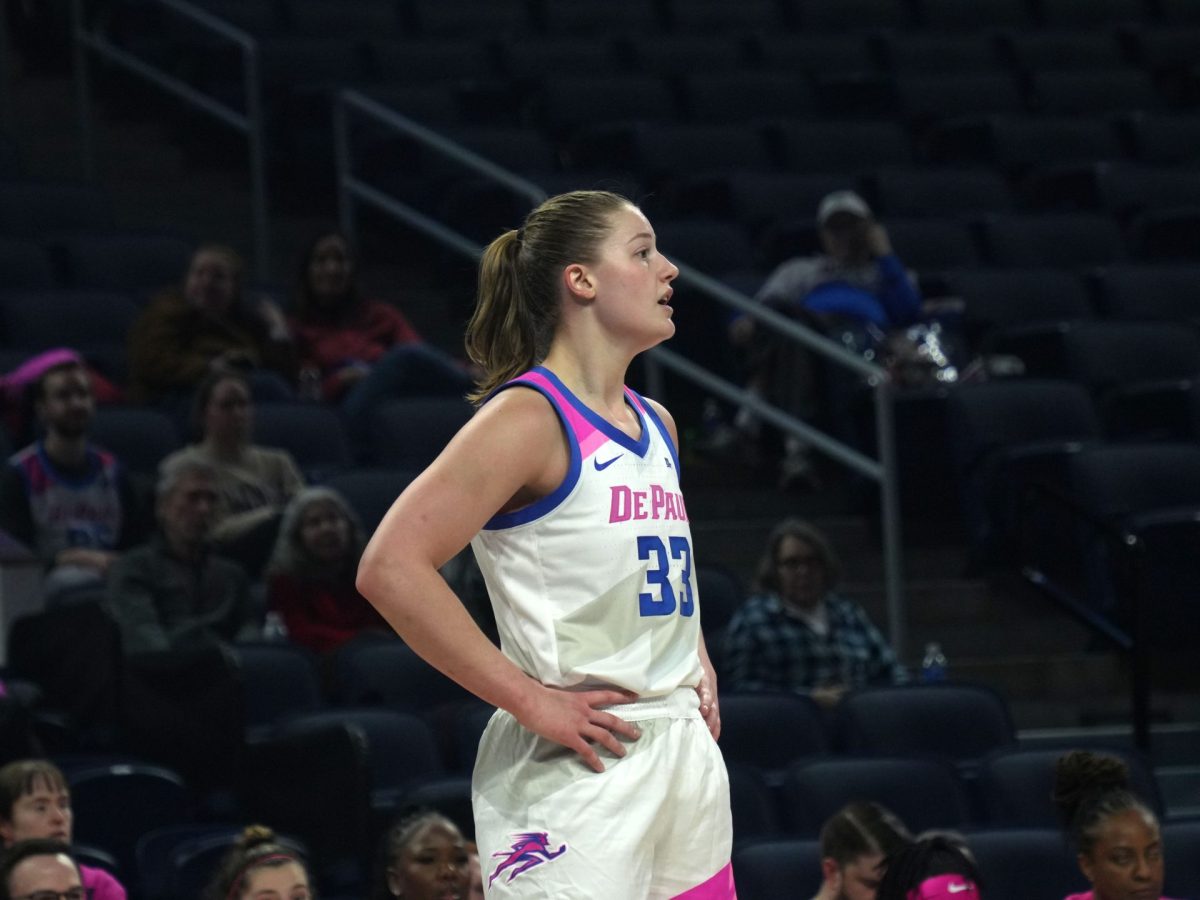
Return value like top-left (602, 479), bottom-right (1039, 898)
top-left (266, 486), bottom-right (387, 655)
top-left (127, 243), bottom-right (296, 406)
top-left (876, 832), bottom-right (982, 900)
top-left (0, 354), bottom-right (144, 601)
top-left (106, 455), bottom-right (254, 654)
top-left (160, 371), bottom-right (304, 575)
top-left (0, 761), bottom-right (125, 900)
top-left (289, 231), bottom-right (471, 439)
top-left (204, 825), bottom-right (314, 900)
top-left (1054, 750), bottom-right (1175, 900)
top-left (721, 518), bottom-right (906, 707)
top-left (721, 191), bottom-right (923, 485)
top-left (370, 810), bottom-right (471, 900)
top-left (812, 802), bottom-right (912, 900)
top-left (0, 838), bottom-right (85, 900)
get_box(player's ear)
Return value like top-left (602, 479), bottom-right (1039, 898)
top-left (564, 263), bottom-right (595, 301)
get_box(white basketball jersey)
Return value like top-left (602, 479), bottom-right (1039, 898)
top-left (470, 366), bottom-right (703, 697)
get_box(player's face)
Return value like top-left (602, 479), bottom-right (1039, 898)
top-left (836, 853), bottom-right (885, 900)
top-left (1079, 808), bottom-right (1164, 900)
top-left (387, 822), bottom-right (471, 900)
top-left (585, 205), bottom-right (679, 352)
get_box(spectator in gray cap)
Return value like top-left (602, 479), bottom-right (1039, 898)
top-left (718, 190), bottom-right (923, 486)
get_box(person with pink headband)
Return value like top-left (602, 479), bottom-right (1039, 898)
top-left (874, 833), bottom-right (982, 900)
top-left (203, 825), bottom-right (312, 900)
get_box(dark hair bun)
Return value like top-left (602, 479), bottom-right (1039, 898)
top-left (237, 824), bottom-right (279, 851)
top-left (1053, 750), bottom-right (1130, 824)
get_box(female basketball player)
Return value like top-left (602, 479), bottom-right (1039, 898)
top-left (357, 190), bottom-right (734, 898)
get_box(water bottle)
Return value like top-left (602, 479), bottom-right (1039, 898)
top-left (262, 611), bottom-right (289, 643)
top-left (920, 641), bottom-right (948, 684)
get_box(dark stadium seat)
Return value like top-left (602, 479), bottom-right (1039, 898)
top-left (884, 217), bottom-right (981, 272)
top-left (369, 397), bottom-right (474, 469)
top-left (947, 378), bottom-right (1102, 564)
top-left (322, 468), bottom-right (416, 534)
top-left (1095, 264), bottom-right (1200, 323)
top-left (540, 0), bottom-right (663, 34)
top-left (1038, 0), bottom-right (1149, 28)
top-left (771, 120), bottom-right (913, 173)
top-left (333, 639), bottom-right (476, 714)
top-left (653, 218), bottom-right (757, 276)
top-left (798, 0), bottom-right (912, 31)
top-left (69, 763), bottom-right (194, 881)
top-left (968, 829), bottom-right (1082, 900)
top-left (663, 0), bottom-right (786, 35)
top-left (951, 268), bottom-right (1094, 350)
top-left (980, 213), bottom-right (1125, 268)
top-left (780, 756), bottom-right (972, 836)
top-left (681, 72), bottom-right (818, 124)
top-left (930, 115), bottom-right (1124, 169)
top-left (895, 73), bottom-right (1025, 125)
top-left (0, 238), bottom-right (56, 288)
top-left (1030, 70), bottom-right (1164, 115)
top-left (1129, 206), bottom-right (1200, 263)
top-left (1003, 31), bottom-right (1128, 71)
top-left (0, 181), bottom-right (113, 238)
top-left (726, 763), bottom-right (782, 843)
top-left (717, 693), bottom-right (830, 772)
top-left (881, 33), bottom-right (1005, 73)
top-left (1124, 112), bottom-right (1200, 166)
top-left (919, 0), bottom-right (1033, 29)
top-left (90, 406), bottom-right (183, 478)
top-left (695, 563), bottom-right (745, 640)
top-left (837, 684), bottom-right (1016, 767)
top-left (752, 34), bottom-right (877, 76)
top-left (365, 38), bottom-right (496, 85)
top-left (1060, 321), bottom-right (1200, 394)
top-left (252, 402), bottom-right (352, 481)
top-left (394, 775), bottom-right (475, 839)
top-left (55, 230), bottom-right (194, 293)
top-left (536, 75), bottom-right (680, 138)
top-left (1163, 820), bottom-right (1200, 898)
top-left (732, 838), bottom-right (821, 900)
top-left (284, 0), bottom-right (400, 36)
top-left (230, 642), bottom-right (325, 740)
top-left (407, 0), bottom-right (532, 37)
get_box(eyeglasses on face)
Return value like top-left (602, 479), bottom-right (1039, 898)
top-left (14, 889), bottom-right (93, 900)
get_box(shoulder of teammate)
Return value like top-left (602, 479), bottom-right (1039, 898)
top-left (641, 395), bottom-right (680, 452)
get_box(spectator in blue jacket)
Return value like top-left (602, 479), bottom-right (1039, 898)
top-left (717, 191), bottom-right (923, 486)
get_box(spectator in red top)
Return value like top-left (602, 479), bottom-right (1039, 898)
top-left (289, 232), bottom-right (471, 441)
top-left (265, 486), bottom-right (387, 654)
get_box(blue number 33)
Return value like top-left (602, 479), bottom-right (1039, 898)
top-left (637, 535), bottom-right (695, 617)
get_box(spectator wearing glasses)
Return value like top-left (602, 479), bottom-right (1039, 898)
top-left (721, 518), bottom-right (906, 708)
top-left (0, 838), bottom-right (88, 900)
top-left (0, 762), bottom-right (124, 900)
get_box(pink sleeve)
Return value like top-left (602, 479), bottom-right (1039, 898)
top-left (81, 864), bottom-right (128, 900)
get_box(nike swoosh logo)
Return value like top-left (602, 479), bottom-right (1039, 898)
top-left (947, 884), bottom-right (971, 894)
top-left (594, 454), bottom-right (622, 471)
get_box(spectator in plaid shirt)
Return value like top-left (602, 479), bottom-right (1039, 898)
top-left (721, 518), bottom-right (906, 707)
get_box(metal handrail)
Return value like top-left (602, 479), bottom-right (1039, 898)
top-left (333, 88), bottom-right (907, 656)
top-left (70, 0), bottom-right (269, 279)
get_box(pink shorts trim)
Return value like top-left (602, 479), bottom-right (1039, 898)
top-left (672, 862), bottom-right (736, 899)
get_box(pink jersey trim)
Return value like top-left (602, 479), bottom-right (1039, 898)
top-left (516, 371), bottom-right (606, 459)
top-left (672, 862), bottom-right (736, 899)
